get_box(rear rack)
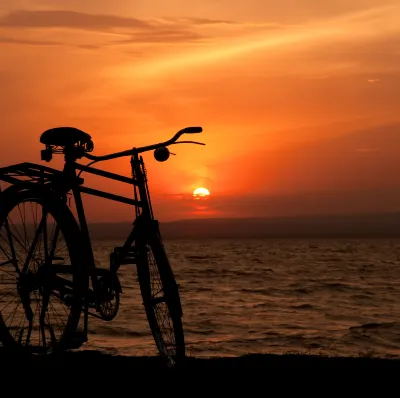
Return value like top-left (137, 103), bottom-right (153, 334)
top-left (0, 162), bottom-right (141, 208)
top-left (0, 162), bottom-right (83, 186)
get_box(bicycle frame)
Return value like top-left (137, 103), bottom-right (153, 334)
top-left (0, 150), bottom-right (160, 339)
top-left (69, 149), bottom-right (156, 264)
top-left (0, 125), bottom-right (204, 345)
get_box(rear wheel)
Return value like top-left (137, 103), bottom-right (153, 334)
top-left (0, 185), bottom-right (85, 354)
top-left (136, 232), bottom-right (185, 366)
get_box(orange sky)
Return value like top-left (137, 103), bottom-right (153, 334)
top-left (0, 0), bottom-right (399, 221)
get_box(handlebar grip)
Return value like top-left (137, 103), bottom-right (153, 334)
top-left (180, 126), bottom-right (202, 134)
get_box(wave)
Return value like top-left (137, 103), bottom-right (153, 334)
top-left (291, 304), bottom-right (314, 310)
top-left (186, 255), bottom-right (222, 261)
top-left (90, 326), bottom-right (147, 338)
top-left (349, 322), bottom-right (397, 331)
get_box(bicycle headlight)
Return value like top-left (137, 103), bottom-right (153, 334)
top-left (154, 146), bottom-right (170, 162)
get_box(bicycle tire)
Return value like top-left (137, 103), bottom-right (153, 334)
top-left (136, 231), bottom-right (185, 366)
top-left (0, 183), bottom-right (85, 354)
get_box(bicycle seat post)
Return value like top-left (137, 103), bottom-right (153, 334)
top-left (64, 145), bottom-right (85, 163)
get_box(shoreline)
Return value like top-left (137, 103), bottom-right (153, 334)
top-left (1, 350), bottom-right (400, 368)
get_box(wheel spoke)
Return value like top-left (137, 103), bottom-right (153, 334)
top-left (17, 203), bottom-right (28, 249)
top-left (3, 218), bottom-right (20, 275)
top-left (137, 237), bottom-right (184, 363)
top-left (0, 291), bottom-right (18, 313)
top-left (0, 259), bottom-right (14, 267)
top-left (49, 225), bottom-right (60, 261)
top-left (0, 193), bottom-right (82, 354)
top-left (22, 214), bottom-right (45, 274)
top-left (42, 205), bottom-right (49, 267)
top-left (1, 227), bottom-right (43, 271)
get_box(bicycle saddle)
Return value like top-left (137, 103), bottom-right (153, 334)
top-left (40, 127), bottom-right (92, 147)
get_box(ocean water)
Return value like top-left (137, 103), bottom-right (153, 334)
top-left (79, 238), bottom-right (400, 358)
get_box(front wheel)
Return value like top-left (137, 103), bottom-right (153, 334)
top-left (136, 232), bottom-right (185, 366)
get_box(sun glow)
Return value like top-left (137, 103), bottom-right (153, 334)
top-left (193, 187), bottom-right (210, 198)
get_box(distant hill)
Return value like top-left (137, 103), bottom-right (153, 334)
top-left (87, 213), bottom-right (400, 240)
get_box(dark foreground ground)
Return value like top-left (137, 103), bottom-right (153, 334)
top-left (1, 349), bottom-right (400, 369)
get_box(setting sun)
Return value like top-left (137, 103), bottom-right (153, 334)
top-left (193, 187), bottom-right (210, 198)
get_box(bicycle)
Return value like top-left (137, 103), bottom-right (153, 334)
top-left (0, 125), bottom-right (205, 366)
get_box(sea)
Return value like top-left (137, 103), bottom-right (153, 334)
top-left (79, 238), bottom-right (400, 359)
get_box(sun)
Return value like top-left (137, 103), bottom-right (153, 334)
top-left (193, 187), bottom-right (210, 198)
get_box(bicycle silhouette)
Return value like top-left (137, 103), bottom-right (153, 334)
top-left (0, 126), bottom-right (204, 365)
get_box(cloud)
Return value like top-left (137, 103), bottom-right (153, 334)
top-left (0, 36), bottom-right (101, 49)
top-left (0, 10), bottom-right (151, 30)
top-left (0, 10), bottom-right (234, 44)
top-left (0, 9), bottom-right (232, 32)
top-left (111, 29), bottom-right (203, 44)
top-left (102, 4), bottom-right (400, 83)
top-left (76, 44), bottom-right (100, 50)
top-left (162, 17), bottom-right (236, 25)
top-left (0, 36), bottom-right (63, 45)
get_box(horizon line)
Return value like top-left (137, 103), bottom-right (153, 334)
top-left (84, 211), bottom-right (400, 224)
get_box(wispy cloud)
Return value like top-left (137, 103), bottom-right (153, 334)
top-left (0, 36), bottom-right (63, 45)
top-left (0, 10), bottom-right (236, 30)
top-left (109, 29), bottom-right (204, 44)
top-left (0, 9), bottom-right (237, 44)
top-left (0, 10), bottom-right (152, 30)
top-left (161, 17), bottom-right (236, 25)
top-left (105, 3), bottom-right (400, 82)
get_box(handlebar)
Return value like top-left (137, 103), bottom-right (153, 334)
top-left (84, 126), bottom-right (204, 162)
